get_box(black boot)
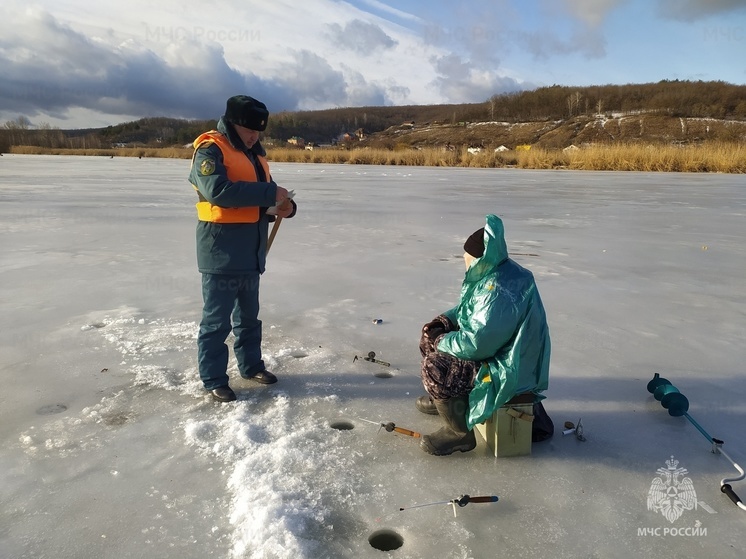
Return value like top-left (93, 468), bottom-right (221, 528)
top-left (415, 394), bottom-right (439, 415)
top-left (420, 395), bottom-right (476, 456)
top-left (243, 370), bottom-right (278, 384)
top-left (210, 386), bottom-right (237, 402)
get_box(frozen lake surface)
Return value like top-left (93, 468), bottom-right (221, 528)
top-left (1, 154), bottom-right (744, 558)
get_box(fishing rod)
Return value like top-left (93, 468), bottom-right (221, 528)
top-left (647, 373), bottom-right (745, 511)
top-left (358, 417), bottom-right (421, 438)
top-left (399, 494), bottom-right (499, 518)
top-left (353, 351), bottom-right (391, 367)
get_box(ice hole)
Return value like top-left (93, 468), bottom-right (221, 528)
top-left (36, 404), bottom-right (68, 415)
top-left (368, 529), bottom-right (404, 551)
top-left (329, 420), bottom-right (355, 430)
top-left (374, 371), bottom-right (393, 379)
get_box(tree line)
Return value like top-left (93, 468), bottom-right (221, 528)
top-left (264, 80), bottom-right (746, 141)
top-left (2, 80), bottom-right (744, 152)
top-left (487, 80), bottom-right (746, 121)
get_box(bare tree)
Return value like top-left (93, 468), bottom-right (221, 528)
top-left (10, 116), bottom-right (32, 129)
top-left (566, 91), bottom-right (583, 117)
top-left (4, 116), bottom-right (32, 145)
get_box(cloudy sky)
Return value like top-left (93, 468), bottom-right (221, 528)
top-left (1, 0), bottom-right (745, 128)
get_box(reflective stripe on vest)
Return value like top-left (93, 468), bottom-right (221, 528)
top-left (190, 131), bottom-right (271, 223)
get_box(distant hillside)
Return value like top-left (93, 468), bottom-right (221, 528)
top-left (266, 80), bottom-right (746, 147)
top-left (1, 80), bottom-right (744, 152)
top-left (364, 113), bottom-right (746, 151)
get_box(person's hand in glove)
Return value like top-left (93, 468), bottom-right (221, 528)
top-left (421, 315), bottom-right (455, 350)
top-left (423, 322), bottom-right (445, 342)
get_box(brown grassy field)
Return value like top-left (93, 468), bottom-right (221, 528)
top-left (9, 142), bottom-right (745, 173)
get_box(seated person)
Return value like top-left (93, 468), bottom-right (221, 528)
top-left (417, 214), bottom-right (552, 455)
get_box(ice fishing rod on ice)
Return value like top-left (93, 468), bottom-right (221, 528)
top-left (399, 495), bottom-right (499, 518)
top-left (358, 417), bottom-right (421, 438)
top-left (353, 351), bottom-right (391, 367)
top-left (647, 373), bottom-right (745, 511)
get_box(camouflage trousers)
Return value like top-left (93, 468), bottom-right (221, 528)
top-left (419, 324), bottom-right (481, 400)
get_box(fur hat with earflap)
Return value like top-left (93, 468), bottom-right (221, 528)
top-left (224, 95), bottom-right (269, 131)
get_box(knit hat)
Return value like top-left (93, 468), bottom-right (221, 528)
top-left (463, 227), bottom-right (485, 258)
top-left (224, 95), bottom-right (269, 131)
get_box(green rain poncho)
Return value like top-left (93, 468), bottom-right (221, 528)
top-left (437, 214), bottom-right (551, 430)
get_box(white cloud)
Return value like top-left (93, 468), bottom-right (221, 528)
top-left (1, 1), bottom-right (458, 125)
top-left (14, 0), bottom-right (731, 127)
top-left (326, 19), bottom-right (398, 55)
top-left (272, 50), bottom-right (347, 110)
top-left (430, 54), bottom-right (524, 104)
top-left (657, 0), bottom-right (746, 20)
top-left (0, 7), bottom-right (253, 122)
top-left (339, 64), bottom-right (390, 106)
top-left (560, 0), bottom-right (626, 27)
top-left (518, 26), bottom-right (607, 60)
top-left (355, 0), bottom-right (424, 23)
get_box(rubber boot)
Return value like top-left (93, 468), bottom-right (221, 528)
top-left (420, 395), bottom-right (476, 456)
top-left (415, 394), bottom-right (439, 415)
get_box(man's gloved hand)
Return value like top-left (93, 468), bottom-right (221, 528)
top-left (425, 325), bottom-right (446, 343)
top-left (422, 315), bottom-right (453, 342)
top-left (422, 318), bottom-right (445, 337)
top-left (423, 315), bottom-right (453, 332)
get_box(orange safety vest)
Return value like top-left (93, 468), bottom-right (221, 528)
top-left (190, 130), bottom-right (271, 223)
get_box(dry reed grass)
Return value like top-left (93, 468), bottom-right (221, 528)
top-left (10, 145), bottom-right (193, 158)
top-left (10, 142), bottom-right (744, 173)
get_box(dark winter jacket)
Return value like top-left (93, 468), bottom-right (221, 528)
top-left (189, 118), bottom-right (288, 274)
top-left (436, 214), bottom-right (551, 429)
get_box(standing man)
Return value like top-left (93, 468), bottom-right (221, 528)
top-left (189, 95), bottom-right (296, 402)
top-left (417, 214), bottom-right (551, 455)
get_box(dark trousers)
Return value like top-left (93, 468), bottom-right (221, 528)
top-left (419, 328), bottom-right (480, 400)
top-left (198, 273), bottom-right (264, 390)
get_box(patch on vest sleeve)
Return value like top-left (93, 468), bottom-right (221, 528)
top-left (199, 158), bottom-right (216, 176)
